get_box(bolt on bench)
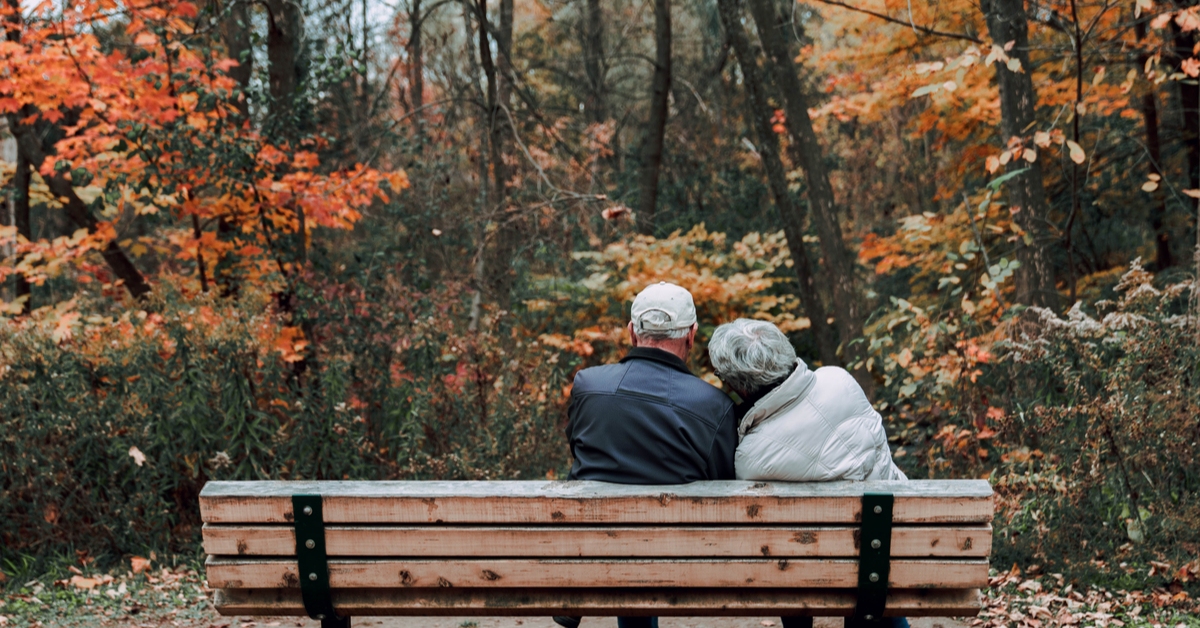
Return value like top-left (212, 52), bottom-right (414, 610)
top-left (201, 480), bottom-right (993, 628)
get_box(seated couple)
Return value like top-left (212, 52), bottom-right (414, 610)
top-left (558, 282), bottom-right (908, 628)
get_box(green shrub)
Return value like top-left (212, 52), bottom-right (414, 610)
top-left (0, 278), bottom-right (575, 567)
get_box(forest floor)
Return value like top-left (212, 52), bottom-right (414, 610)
top-left (1, 565), bottom-right (1198, 628)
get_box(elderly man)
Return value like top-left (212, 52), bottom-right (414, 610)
top-left (559, 282), bottom-right (737, 628)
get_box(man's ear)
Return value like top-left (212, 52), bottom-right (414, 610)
top-left (628, 321), bottom-right (639, 347)
top-left (686, 323), bottom-right (698, 349)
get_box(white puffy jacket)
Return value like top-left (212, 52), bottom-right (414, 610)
top-left (734, 359), bottom-right (907, 482)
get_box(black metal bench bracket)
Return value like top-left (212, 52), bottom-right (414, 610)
top-left (850, 492), bottom-right (894, 627)
top-left (293, 494), bottom-right (350, 628)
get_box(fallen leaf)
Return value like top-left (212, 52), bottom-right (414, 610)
top-left (0, 569), bottom-right (6, 583)
top-left (1142, 181), bottom-right (1160, 192)
top-left (69, 575), bottom-right (100, 590)
top-left (761, 622), bottom-right (777, 627)
top-left (1183, 189), bottom-right (1200, 198)
top-left (131, 556), bottom-right (151, 574)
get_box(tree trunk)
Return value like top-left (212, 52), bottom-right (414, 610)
top-left (1170, 22), bottom-right (1200, 220)
top-left (409, 0), bottom-right (424, 124)
top-left (12, 149), bottom-right (30, 313)
top-left (266, 0), bottom-right (303, 134)
top-left (584, 0), bottom-right (606, 125)
top-left (745, 0), bottom-right (871, 391)
top-left (981, 0), bottom-right (1058, 309)
top-left (220, 0), bottom-right (254, 118)
top-left (635, 0), bottom-right (671, 234)
top-left (1135, 17), bottom-right (1172, 269)
top-left (716, 0), bottom-right (839, 366)
top-left (475, 0), bottom-right (520, 306)
top-left (9, 121), bottom-right (151, 300)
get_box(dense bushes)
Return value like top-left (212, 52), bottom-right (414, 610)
top-left (985, 264), bottom-right (1200, 580)
top-left (0, 279), bottom-right (575, 565)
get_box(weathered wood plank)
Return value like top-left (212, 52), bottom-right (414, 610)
top-left (211, 587), bottom-right (982, 617)
top-left (199, 480), bottom-right (994, 524)
top-left (204, 557), bottom-right (988, 589)
top-left (202, 524), bottom-right (992, 558)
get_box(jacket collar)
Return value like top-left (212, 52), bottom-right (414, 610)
top-left (737, 358), bottom-right (817, 438)
top-left (621, 346), bottom-right (692, 375)
top-left (736, 363), bottom-right (798, 413)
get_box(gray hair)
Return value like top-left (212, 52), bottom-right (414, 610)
top-left (708, 319), bottom-right (796, 395)
top-left (632, 310), bottom-right (692, 340)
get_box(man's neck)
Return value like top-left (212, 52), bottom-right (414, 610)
top-left (636, 342), bottom-right (688, 362)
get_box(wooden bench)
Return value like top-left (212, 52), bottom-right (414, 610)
top-left (200, 479), bottom-right (993, 628)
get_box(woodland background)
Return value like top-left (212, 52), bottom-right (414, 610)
top-left (0, 0), bottom-right (1198, 599)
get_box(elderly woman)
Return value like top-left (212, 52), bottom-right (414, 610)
top-left (710, 319), bottom-right (907, 628)
top-left (709, 318), bottom-right (906, 483)
top-left (709, 319), bottom-right (909, 628)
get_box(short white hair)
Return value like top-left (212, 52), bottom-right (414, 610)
top-left (708, 319), bottom-right (796, 395)
top-left (633, 310), bottom-right (692, 340)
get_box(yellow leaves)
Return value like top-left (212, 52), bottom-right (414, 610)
top-left (134, 32), bottom-right (158, 47)
top-left (128, 446), bottom-right (147, 467)
top-left (1183, 189), bottom-right (1200, 198)
top-left (1182, 58), bottom-right (1200, 78)
top-left (1135, 0), bottom-right (1152, 17)
top-left (913, 60), bottom-right (945, 75)
top-left (1023, 148), bottom-right (1037, 163)
top-left (1091, 66), bottom-right (1106, 86)
top-left (1142, 173), bottom-right (1161, 192)
top-left (896, 347), bottom-right (914, 368)
top-left (1066, 140), bottom-right (1086, 164)
top-left (986, 155), bottom-right (1001, 174)
top-left (51, 306), bottom-right (81, 343)
top-left (0, 295), bottom-right (29, 316)
top-left (386, 170), bottom-right (411, 191)
top-left (274, 326), bottom-right (308, 363)
top-left (130, 556), bottom-right (152, 574)
top-left (1033, 131), bottom-right (1051, 148)
top-left (985, 42), bottom-right (1024, 72)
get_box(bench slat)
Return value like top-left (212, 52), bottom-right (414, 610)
top-left (199, 480), bottom-right (994, 524)
top-left (211, 587), bottom-right (982, 617)
top-left (205, 557), bottom-right (988, 589)
top-left (203, 524), bottom-right (992, 558)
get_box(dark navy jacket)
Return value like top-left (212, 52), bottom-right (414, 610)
top-left (567, 347), bottom-right (738, 483)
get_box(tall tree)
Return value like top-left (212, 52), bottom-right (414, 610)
top-left (1134, 14), bottom-right (1172, 269)
top-left (3, 0), bottom-right (149, 300)
top-left (635, 0), bottom-right (671, 234)
top-left (474, 0), bottom-right (521, 306)
top-left (219, 0), bottom-right (253, 118)
top-left (716, 0), bottom-right (839, 366)
top-left (266, 0), bottom-right (304, 133)
top-left (981, 0), bottom-right (1059, 309)
top-left (1168, 17), bottom-right (1200, 227)
top-left (745, 0), bottom-right (871, 390)
top-left (408, 0), bottom-right (425, 124)
top-left (11, 150), bottom-right (30, 313)
top-left (584, 0), bottom-right (606, 126)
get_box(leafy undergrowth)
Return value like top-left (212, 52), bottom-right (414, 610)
top-left (0, 563), bottom-right (214, 628)
top-left (978, 567), bottom-right (1200, 628)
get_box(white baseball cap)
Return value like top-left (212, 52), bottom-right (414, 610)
top-left (630, 282), bottom-right (697, 332)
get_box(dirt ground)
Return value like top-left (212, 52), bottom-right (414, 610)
top-left (220, 616), bottom-right (968, 628)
